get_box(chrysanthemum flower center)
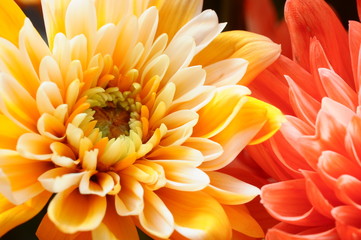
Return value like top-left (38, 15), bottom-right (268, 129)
top-left (85, 83), bottom-right (142, 139)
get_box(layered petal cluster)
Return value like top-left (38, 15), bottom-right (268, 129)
top-left (0, 0), bottom-right (283, 239)
top-left (246, 0), bottom-right (361, 239)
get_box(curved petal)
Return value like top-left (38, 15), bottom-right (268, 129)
top-left (204, 171), bottom-right (260, 205)
top-left (261, 179), bottom-right (332, 226)
top-left (266, 223), bottom-right (338, 240)
top-left (0, 191), bottom-right (51, 237)
top-left (200, 95), bottom-right (284, 170)
top-left (332, 206), bottom-right (361, 239)
top-left (192, 30), bottom-right (281, 85)
top-left (0, 150), bottom-right (52, 204)
top-left (158, 188), bottom-right (232, 239)
top-left (0, 0), bottom-right (26, 45)
top-left (114, 176), bottom-right (144, 216)
top-left (17, 133), bottom-right (54, 160)
top-left (138, 188), bottom-right (174, 239)
top-left (222, 204), bottom-right (264, 238)
top-left (39, 167), bottom-right (85, 193)
top-left (48, 187), bottom-right (107, 234)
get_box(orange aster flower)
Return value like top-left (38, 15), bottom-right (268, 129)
top-left (0, 0), bottom-right (283, 239)
top-left (246, 0), bottom-right (361, 239)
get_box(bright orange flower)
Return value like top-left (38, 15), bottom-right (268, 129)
top-left (243, 0), bottom-right (292, 58)
top-left (0, 0), bottom-right (283, 239)
top-left (246, 0), bottom-right (361, 239)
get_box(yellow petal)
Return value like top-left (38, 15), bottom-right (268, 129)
top-left (0, 114), bottom-right (27, 150)
top-left (204, 171), bottom-right (260, 205)
top-left (147, 145), bottom-right (204, 167)
top-left (0, 0), bottom-right (26, 45)
top-left (183, 137), bottom-right (223, 162)
top-left (156, 0), bottom-right (203, 40)
top-left (201, 96), bottom-right (284, 170)
top-left (41, 0), bottom-right (72, 49)
top-left (158, 188), bottom-right (232, 239)
top-left (114, 175), bottom-right (144, 216)
top-left (0, 150), bottom-right (52, 204)
top-left (39, 167), bottom-right (84, 193)
top-left (48, 187), bottom-right (107, 233)
top-left (0, 191), bottom-right (51, 237)
top-left (139, 188), bottom-right (174, 239)
top-left (246, 97), bottom-right (286, 145)
top-left (17, 133), bottom-right (53, 160)
top-left (223, 205), bottom-right (264, 238)
top-left (203, 58), bottom-right (248, 87)
top-left (193, 85), bottom-right (251, 139)
top-left (192, 31), bottom-right (281, 85)
top-left (19, 18), bottom-right (51, 75)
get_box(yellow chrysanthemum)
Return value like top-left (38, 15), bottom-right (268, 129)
top-left (0, 0), bottom-right (283, 239)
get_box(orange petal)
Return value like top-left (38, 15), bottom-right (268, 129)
top-left (266, 223), bottom-right (338, 240)
top-left (285, 0), bottom-right (353, 86)
top-left (0, 191), bottom-right (51, 237)
top-left (192, 31), bottom-right (281, 85)
top-left (261, 179), bottom-right (332, 226)
top-left (0, 150), bottom-right (51, 204)
top-left (0, 0), bottom-right (26, 45)
top-left (223, 204), bottom-right (264, 238)
top-left (332, 206), bottom-right (361, 239)
top-left (48, 187), bottom-right (107, 233)
top-left (16, 133), bottom-right (53, 160)
top-left (37, 213), bottom-right (91, 240)
top-left (158, 188), bottom-right (232, 239)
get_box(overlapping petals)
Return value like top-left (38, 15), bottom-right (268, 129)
top-left (246, 0), bottom-right (361, 239)
top-left (0, 0), bottom-right (283, 239)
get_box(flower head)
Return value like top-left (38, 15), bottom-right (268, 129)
top-left (0, 0), bottom-right (283, 239)
top-left (246, 0), bottom-right (361, 238)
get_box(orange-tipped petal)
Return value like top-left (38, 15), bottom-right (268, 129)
top-left (192, 31), bottom-right (281, 85)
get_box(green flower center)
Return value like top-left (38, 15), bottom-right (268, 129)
top-left (85, 83), bottom-right (142, 139)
